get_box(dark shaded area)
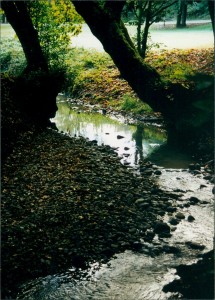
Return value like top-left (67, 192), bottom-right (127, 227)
top-left (1, 73), bottom-right (62, 162)
top-left (163, 249), bottom-right (214, 299)
top-left (164, 74), bottom-right (214, 160)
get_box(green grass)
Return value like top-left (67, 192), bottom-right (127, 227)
top-left (0, 24), bottom-right (16, 38)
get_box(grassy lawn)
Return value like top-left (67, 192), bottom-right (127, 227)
top-left (1, 24), bottom-right (16, 38)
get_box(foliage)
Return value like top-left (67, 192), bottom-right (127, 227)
top-left (28, 0), bottom-right (83, 68)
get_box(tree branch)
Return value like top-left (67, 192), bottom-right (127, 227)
top-left (104, 0), bottom-right (126, 20)
top-left (151, 0), bottom-right (177, 21)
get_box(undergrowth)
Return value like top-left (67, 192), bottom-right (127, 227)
top-left (1, 37), bottom-right (214, 115)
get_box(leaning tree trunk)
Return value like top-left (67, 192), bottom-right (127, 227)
top-left (71, 0), bottom-right (166, 113)
top-left (1, 1), bottom-right (61, 124)
top-left (1, 1), bottom-right (48, 72)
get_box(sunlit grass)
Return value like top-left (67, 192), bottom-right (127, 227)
top-left (0, 24), bottom-right (16, 38)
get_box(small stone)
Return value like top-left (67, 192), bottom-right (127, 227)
top-left (162, 245), bottom-right (180, 254)
top-left (129, 228), bottom-right (137, 234)
top-left (132, 241), bottom-right (142, 251)
top-left (187, 215), bottom-right (195, 222)
top-left (124, 147), bottom-right (130, 150)
top-left (135, 198), bottom-right (146, 205)
top-left (144, 169), bottom-right (153, 175)
top-left (154, 170), bottom-right (162, 175)
top-left (153, 221), bottom-right (170, 234)
top-left (117, 135), bottom-right (124, 139)
top-left (166, 207), bottom-right (177, 213)
top-left (175, 212), bottom-right (185, 219)
top-left (189, 196), bottom-right (200, 204)
top-left (185, 241), bottom-right (205, 250)
top-left (169, 217), bottom-right (179, 225)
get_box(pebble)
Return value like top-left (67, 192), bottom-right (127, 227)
top-left (153, 221), bottom-right (170, 234)
top-left (185, 241), bottom-right (205, 250)
top-left (187, 215), bottom-right (195, 222)
top-left (175, 212), bottom-right (185, 219)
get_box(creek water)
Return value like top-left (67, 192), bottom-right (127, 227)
top-left (17, 99), bottom-right (214, 300)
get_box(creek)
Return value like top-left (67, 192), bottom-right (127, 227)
top-left (17, 98), bottom-right (214, 300)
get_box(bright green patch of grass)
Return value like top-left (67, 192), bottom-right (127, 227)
top-left (120, 93), bottom-right (152, 114)
top-left (0, 24), bottom-right (16, 38)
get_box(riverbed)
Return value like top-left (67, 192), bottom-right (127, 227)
top-left (14, 100), bottom-right (214, 300)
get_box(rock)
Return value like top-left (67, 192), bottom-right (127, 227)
top-left (189, 196), bottom-right (200, 204)
top-left (139, 202), bottom-right (150, 209)
top-left (185, 241), bottom-right (205, 250)
top-left (169, 217), bottom-right (179, 225)
top-left (135, 198), bottom-right (147, 205)
top-left (124, 147), bottom-right (130, 150)
top-left (166, 206), bottom-right (177, 213)
top-left (117, 135), bottom-right (124, 139)
top-left (129, 228), bottom-right (137, 234)
top-left (153, 221), bottom-right (170, 234)
top-left (132, 241), bottom-right (142, 251)
top-left (187, 215), bottom-right (195, 222)
top-left (175, 212), bottom-right (185, 219)
top-left (154, 170), bottom-right (162, 175)
top-left (203, 174), bottom-right (212, 180)
top-left (162, 245), bottom-right (180, 254)
top-left (144, 169), bottom-right (153, 175)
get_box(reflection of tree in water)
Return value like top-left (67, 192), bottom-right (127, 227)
top-left (132, 125), bottom-right (144, 164)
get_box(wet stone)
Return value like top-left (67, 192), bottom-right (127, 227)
top-left (189, 196), bottom-right (200, 204)
top-left (154, 170), bottom-right (162, 175)
top-left (185, 241), bottom-right (205, 250)
top-left (169, 217), bottom-right (180, 225)
top-left (153, 221), bottom-right (170, 234)
top-left (175, 212), bottom-right (185, 219)
top-left (187, 215), bottom-right (195, 222)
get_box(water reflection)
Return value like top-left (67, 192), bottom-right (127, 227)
top-left (52, 101), bottom-right (167, 166)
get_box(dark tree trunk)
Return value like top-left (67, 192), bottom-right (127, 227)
top-left (141, 1), bottom-right (151, 59)
top-left (181, 1), bottom-right (187, 27)
top-left (176, 0), bottom-right (187, 28)
top-left (1, 1), bottom-right (48, 72)
top-left (176, 0), bottom-right (182, 28)
top-left (1, 1), bottom-right (60, 124)
top-left (71, 0), bottom-right (165, 113)
top-left (208, 0), bottom-right (214, 34)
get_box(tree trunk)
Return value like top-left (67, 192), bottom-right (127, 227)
top-left (177, 0), bottom-right (187, 28)
top-left (208, 0), bottom-right (214, 34)
top-left (1, 1), bottom-right (60, 124)
top-left (141, 1), bottom-right (151, 59)
top-left (71, 0), bottom-right (165, 113)
top-left (181, 1), bottom-right (187, 27)
top-left (1, 1), bottom-right (48, 72)
top-left (176, 0), bottom-right (182, 28)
